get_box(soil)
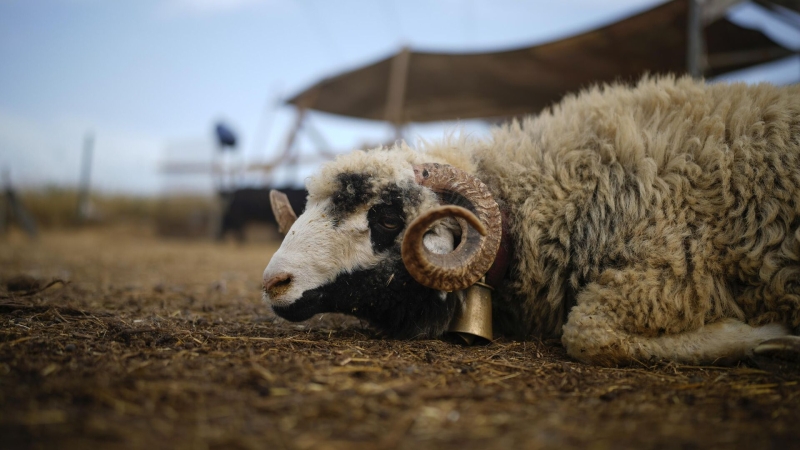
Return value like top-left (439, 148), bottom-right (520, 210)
top-left (1, 226), bottom-right (799, 450)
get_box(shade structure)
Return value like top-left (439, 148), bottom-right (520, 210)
top-left (286, 0), bottom-right (796, 123)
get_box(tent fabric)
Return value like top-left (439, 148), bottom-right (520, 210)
top-left (286, 0), bottom-right (795, 123)
top-left (760, 0), bottom-right (800, 13)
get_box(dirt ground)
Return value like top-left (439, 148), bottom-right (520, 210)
top-left (1, 226), bottom-right (799, 450)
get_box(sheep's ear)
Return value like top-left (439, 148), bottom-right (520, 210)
top-left (270, 190), bottom-right (297, 235)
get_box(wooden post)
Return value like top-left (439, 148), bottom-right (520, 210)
top-left (687, 0), bottom-right (703, 78)
top-left (686, 0), bottom-right (706, 79)
top-left (384, 46), bottom-right (411, 138)
top-left (76, 132), bottom-right (94, 223)
top-left (1, 168), bottom-right (38, 238)
top-left (0, 167), bottom-right (8, 235)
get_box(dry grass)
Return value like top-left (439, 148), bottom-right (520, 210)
top-left (1, 226), bottom-right (799, 450)
top-left (18, 188), bottom-right (158, 228)
top-left (12, 188), bottom-right (219, 237)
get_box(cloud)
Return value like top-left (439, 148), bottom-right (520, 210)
top-left (0, 109), bottom-right (168, 195)
top-left (157, 0), bottom-right (287, 17)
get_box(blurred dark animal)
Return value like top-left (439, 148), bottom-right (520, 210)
top-left (217, 188), bottom-right (307, 241)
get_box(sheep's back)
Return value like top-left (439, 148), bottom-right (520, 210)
top-left (476, 76), bottom-right (800, 337)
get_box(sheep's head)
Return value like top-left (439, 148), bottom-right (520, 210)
top-left (262, 148), bottom-right (501, 338)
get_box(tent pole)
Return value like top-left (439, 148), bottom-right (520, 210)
top-left (393, 124), bottom-right (404, 143)
top-left (385, 46), bottom-right (411, 139)
top-left (273, 87), bottom-right (319, 171)
top-left (282, 107), bottom-right (307, 163)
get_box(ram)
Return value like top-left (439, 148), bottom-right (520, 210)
top-left (262, 76), bottom-right (800, 366)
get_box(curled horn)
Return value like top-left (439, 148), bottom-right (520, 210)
top-left (269, 190), bottom-right (298, 235)
top-left (401, 163), bottom-right (502, 292)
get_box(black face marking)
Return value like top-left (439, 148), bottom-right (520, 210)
top-left (367, 186), bottom-right (406, 253)
top-left (331, 172), bottom-right (374, 223)
top-left (272, 256), bottom-right (456, 339)
top-left (273, 179), bottom-right (452, 338)
top-left (368, 203), bottom-right (404, 253)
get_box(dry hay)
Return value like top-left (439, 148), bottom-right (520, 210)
top-left (1, 226), bottom-right (799, 450)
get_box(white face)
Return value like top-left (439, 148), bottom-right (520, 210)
top-left (262, 199), bottom-right (382, 309)
top-left (261, 170), bottom-right (461, 338)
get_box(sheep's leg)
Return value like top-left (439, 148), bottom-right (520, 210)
top-left (564, 311), bottom-right (787, 366)
top-left (561, 268), bottom-right (789, 366)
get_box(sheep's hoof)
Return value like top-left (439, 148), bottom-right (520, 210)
top-left (752, 336), bottom-right (800, 363)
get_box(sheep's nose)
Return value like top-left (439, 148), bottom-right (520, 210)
top-left (264, 272), bottom-right (293, 300)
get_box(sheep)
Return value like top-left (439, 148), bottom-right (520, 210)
top-left (262, 76), bottom-right (800, 366)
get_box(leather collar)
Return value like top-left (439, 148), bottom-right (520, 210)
top-left (484, 209), bottom-right (513, 289)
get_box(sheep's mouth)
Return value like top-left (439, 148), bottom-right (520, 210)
top-left (271, 291), bottom-right (323, 322)
top-left (270, 264), bottom-right (456, 339)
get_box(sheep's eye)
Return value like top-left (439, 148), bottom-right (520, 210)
top-left (378, 214), bottom-right (403, 230)
top-left (367, 198), bottom-right (405, 252)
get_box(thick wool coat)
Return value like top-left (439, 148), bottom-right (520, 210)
top-left (471, 76), bottom-right (800, 364)
top-left (300, 76), bottom-right (799, 365)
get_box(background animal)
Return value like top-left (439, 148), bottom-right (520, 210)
top-left (262, 76), bottom-right (800, 366)
top-left (217, 187), bottom-right (307, 241)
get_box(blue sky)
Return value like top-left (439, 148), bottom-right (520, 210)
top-left (1, 0), bottom-right (799, 195)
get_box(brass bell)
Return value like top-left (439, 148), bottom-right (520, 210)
top-left (448, 279), bottom-right (493, 344)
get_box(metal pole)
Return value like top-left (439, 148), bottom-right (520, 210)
top-left (76, 132), bottom-right (94, 223)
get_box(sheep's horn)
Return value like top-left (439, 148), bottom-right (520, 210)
top-left (401, 163), bottom-right (502, 292)
top-left (270, 190), bottom-right (297, 235)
